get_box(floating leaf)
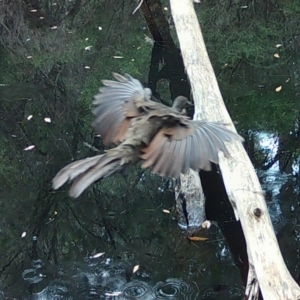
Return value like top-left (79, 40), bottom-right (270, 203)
top-left (188, 236), bottom-right (209, 242)
top-left (105, 292), bottom-right (122, 297)
top-left (275, 85), bottom-right (282, 92)
top-left (201, 220), bottom-right (212, 229)
top-left (133, 265), bottom-right (139, 273)
top-left (91, 252), bottom-right (105, 258)
top-left (24, 145), bottom-right (35, 151)
top-left (274, 53), bottom-right (280, 58)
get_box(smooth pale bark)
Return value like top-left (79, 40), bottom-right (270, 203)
top-left (170, 0), bottom-right (300, 299)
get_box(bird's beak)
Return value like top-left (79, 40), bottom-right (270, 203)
top-left (186, 100), bottom-right (193, 106)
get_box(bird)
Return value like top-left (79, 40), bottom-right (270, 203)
top-left (52, 73), bottom-right (244, 198)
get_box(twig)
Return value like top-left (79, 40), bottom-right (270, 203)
top-left (132, 0), bottom-right (144, 15)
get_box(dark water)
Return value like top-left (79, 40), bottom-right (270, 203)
top-left (1, 1), bottom-right (300, 299)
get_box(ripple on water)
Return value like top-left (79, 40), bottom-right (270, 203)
top-left (22, 268), bottom-right (43, 284)
top-left (121, 280), bottom-right (153, 299)
top-left (153, 278), bottom-right (195, 299)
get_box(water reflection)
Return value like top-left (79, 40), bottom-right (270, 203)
top-left (1, 0), bottom-right (300, 299)
top-left (17, 256), bottom-right (204, 299)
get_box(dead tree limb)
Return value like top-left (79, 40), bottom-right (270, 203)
top-left (170, 0), bottom-right (300, 298)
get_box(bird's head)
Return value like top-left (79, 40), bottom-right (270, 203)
top-left (172, 96), bottom-right (193, 112)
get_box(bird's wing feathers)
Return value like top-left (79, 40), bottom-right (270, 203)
top-left (141, 121), bottom-right (244, 178)
top-left (92, 73), bottom-right (150, 145)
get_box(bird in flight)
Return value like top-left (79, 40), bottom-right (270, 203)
top-left (52, 73), bottom-right (243, 198)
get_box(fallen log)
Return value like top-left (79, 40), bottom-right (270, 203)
top-left (170, 0), bottom-right (300, 298)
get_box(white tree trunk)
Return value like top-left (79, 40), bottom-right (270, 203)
top-left (170, 0), bottom-right (300, 298)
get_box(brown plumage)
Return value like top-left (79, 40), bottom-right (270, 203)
top-left (52, 73), bottom-right (244, 198)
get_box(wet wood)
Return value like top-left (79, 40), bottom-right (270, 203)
top-left (170, 0), bottom-right (300, 299)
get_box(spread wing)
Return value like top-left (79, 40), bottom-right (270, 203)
top-left (92, 73), bottom-right (151, 146)
top-left (140, 120), bottom-right (244, 178)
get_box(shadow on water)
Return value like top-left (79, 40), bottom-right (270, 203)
top-left (0, 0), bottom-right (300, 299)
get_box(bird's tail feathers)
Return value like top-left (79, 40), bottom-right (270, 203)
top-left (52, 153), bottom-right (126, 198)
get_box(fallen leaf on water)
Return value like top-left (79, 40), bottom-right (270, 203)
top-left (133, 265), bottom-right (139, 273)
top-left (91, 252), bottom-right (105, 258)
top-left (105, 292), bottom-right (122, 297)
top-left (202, 220), bottom-right (212, 229)
top-left (275, 85), bottom-right (282, 92)
top-left (188, 236), bottom-right (209, 242)
top-left (24, 145), bottom-right (35, 151)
